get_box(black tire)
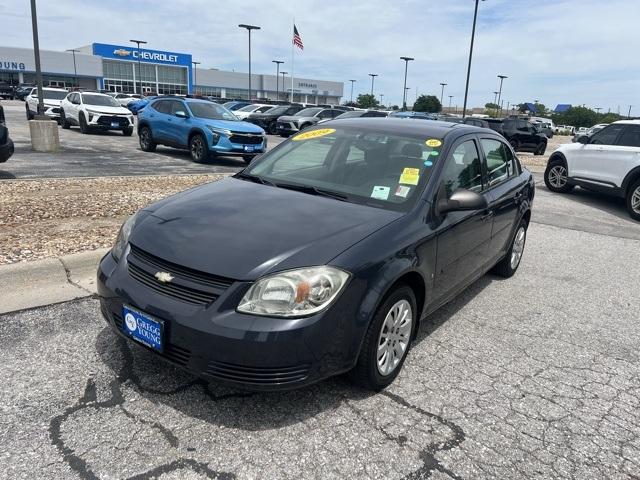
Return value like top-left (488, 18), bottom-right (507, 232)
top-left (60, 110), bottom-right (71, 129)
top-left (189, 133), bottom-right (208, 163)
top-left (544, 158), bottom-right (574, 193)
top-left (79, 113), bottom-right (90, 134)
top-left (350, 284), bottom-right (417, 391)
top-left (242, 155), bottom-right (255, 164)
top-left (534, 142), bottom-right (547, 156)
top-left (626, 178), bottom-right (640, 222)
top-left (138, 126), bottom-right (156, 152)
top-left (267, 122), bottom-right (277, 135)
top-left (122, 127), bottom-right (133, 136)
top-left (493, 219), bottom-right (528, 278)
top-left (26, 106), bottom-right (34, 120)
top-left (509, 138), bottom-right (519, 151)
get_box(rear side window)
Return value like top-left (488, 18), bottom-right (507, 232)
top-left (615, 125), bottom-right (640, 148)
top-left (480, 138), bottom-right (516, 187)
top-left (590, 124), bottom-right (625, 145)
top-left (441, 140), bottom-right (483, 197)
top-left (152, 100), bottom-right (170, 114)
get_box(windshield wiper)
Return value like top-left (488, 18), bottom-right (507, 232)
top-left (234, 171), bottom-right (275, 186)
top-left (273, 182), bottom-right (349, 202)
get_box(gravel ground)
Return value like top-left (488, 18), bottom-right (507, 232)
top-left (0, 174), bottom-right (225, 264)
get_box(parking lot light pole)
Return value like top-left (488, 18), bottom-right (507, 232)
top-left (272, 60), bottom-right (284, 100)
top-left (448, 95), bottom-right (454, 112)
top-left (129, 39), bottom-right (147, 95)
top-left (439, 82), bottom-right (447, 106)
top-left (29, 0), bottom-right (45, 116)
top-left (238, 24), bottom-right (260, 102)
top-left (368, 73), bottom-right (378, 96)
top-left (400, 57), bottom-right (413, 111)
top-left (379, 93), bottom-right (384, 107)
top-left (349, 79), bottom-right (356, 103)
top-left (192, 61), bottom-right (200, 95)
top-left (281, 71), bottom-right (288, 99)
top-left (462, 0), bottom-right (484, 118)
top-left (405, 87), bottom-right (411, 108)
top-left (496, 74), bottom-right (507, 116)
top-left (628, 105), bottom-right (633, 118)
top-left (66, 49), bottom-right (79, 89)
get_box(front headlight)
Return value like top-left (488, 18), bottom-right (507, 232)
top-left (207, 126), bottom-right (232, 137)
top-left (237, 266), bottom-right (350, 317)
top-left (111, 212), bottom-right (138, 262)
top-left (85, 109), bottom-right (103, 115)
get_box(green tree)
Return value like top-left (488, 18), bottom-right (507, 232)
top-left (551, 106), bottom-right (599, 129)
top-left (533, 102), bottom-right (547, 115)
top-left (343, 101), bottom-right (357, 107)
top-left (391, 105), bottom-right (399, 111)
top-left (356, 94), bottom-right (379, 109)
top-left (413, 95), bottom-right (441, 113)
top-left (485, 102), bottom-right (499, 110)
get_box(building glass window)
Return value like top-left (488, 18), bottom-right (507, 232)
top-left (195, 86), bottom-right (223, 98)
top-left (103, 60), bottom-right (134, 80)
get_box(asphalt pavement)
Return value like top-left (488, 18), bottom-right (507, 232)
top-left (0, 101), bottom-right (285, 180)
top-left (2, 182), bottom-right (640, 479)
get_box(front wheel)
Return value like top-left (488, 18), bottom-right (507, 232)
top-left (189, 134), bottom-right (208, 163)
top-left (350, 285), bottom-right (416, 390)
top-left (138, 126), bottom-right (156, 152)
top-left (60, 110), bottom-right (71, 129)
top-left (79, 113), bottom-right (90, 134)
top-left (26, 106), bottom-right (34, 120)
top-left (544, 160), bottom-right (574, 193)
top-left (493, 220), bottom-right (528, 278)
top-left (626, 178), bottom-right (640, 222)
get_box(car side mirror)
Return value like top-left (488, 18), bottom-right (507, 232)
top-left (577, 135), bottom-right (590, 144)
top-left (175, 110), bottom-right (189, 118)
top-left (438, 189), bottom-right (488, 214)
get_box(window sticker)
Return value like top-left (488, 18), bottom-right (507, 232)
top-left (292, 128), bottom-right (336, 141)
top-left (399, 167), bottom-right (420, 185)
top-left (425, 138), bottom-right (442, 147)
top-left (371, 186), bottom-right (390, 200)
top-left (424, 160), bottom-right (433, 167)
top-left (430, 150), bottom-right (439, 156)
top-left (395, 185), bottom-right (411, 198)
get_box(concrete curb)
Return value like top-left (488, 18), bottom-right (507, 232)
top-left (0, 248), bottom-right (109, 314)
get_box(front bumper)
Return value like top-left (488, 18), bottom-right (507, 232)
top-left (87, 113), bottom-right (134, 130)
top-left (276, 121), bottom-right (300, 135)
top-left (97, 247), bottom-right (363, 391)
top-left (0, 138), bottom-right (14, 163)
top-left (211, 132), bottom-right (266, 156)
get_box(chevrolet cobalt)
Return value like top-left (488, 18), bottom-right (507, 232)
top-left (98, 118), bottom-right (534, 391)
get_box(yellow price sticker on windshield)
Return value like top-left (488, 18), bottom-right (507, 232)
top-left (425, 138), bottom-right (442, 147)
top-left (400, 167), bottom-right (420, 185)
top-left (292, 128), bottom-right (336, 141)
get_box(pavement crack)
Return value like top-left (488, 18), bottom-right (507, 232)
top-left (58, 256), bottom-right (93, 295)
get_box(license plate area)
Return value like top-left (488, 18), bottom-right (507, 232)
top-left (111, 121), bottom-right (119, 128)
top-left (122, 305), bottom-right (164, 352)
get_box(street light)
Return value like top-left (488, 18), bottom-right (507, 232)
top-left (129, 39), bottom-right (147, 95)
top-left (281, 71), bottom-right (288, 98)
top-left (493, 91), bottom-right (499, 106)
top-left (405, 86), bottom-right (411, 106)
top-left (238, 24), bottom-right (261, 101)
top-left (379, 93), bottom-right (384, 107)
top-left (439, 82), bottom-right (447, 106)
top-left (368, 73), bottom-right (378, 96)
top-left (496, 74), bottom-right (507, 115)
top-left (629, 105), bottom-right (633, 118)
top-left (30, 0), bottom-right (45, 116)
top-left (448, 95), bottom-right (454, 111)
top-left (272, 60), bottom-right (284, 100)
top-left (66, 49), bottom-right (79, 88)
top-left (400, 57), bottom-right (414, 110)
top-left (349, 79), bottom-right (356, 103)
top-left (462, 0), bottom-right (485, 118)
top-left (192, 61), bottom-right (201, 94)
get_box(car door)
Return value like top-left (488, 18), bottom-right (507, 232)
top-left (67, 93), bottom-right (80, 122)
top-left (570, 123), bottom-right (626, 186)
top-left (148, 100), bottom-right (171, 143)
top-left (167, 100), bottom-right (192, 147)
top-left (479, 137), bottom-right (525, 260)
top-left (433, 136), bottom-right (493, 301)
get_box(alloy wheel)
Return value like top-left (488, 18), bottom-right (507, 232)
top-left (376, 299), bottom-right (413, 376)
top-left (632, 186), bottom-right (640, 214)
top-left (140, 129), bottom-right (150, 149)
top-left (510, 226), bottom-right (526, 270)
top-left (191, 136), bottom-right (204, 161)
top-left (547, 165), bottom-right (568, 188)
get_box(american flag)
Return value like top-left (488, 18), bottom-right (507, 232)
top-left (293, 25), bottom-right (304, 50)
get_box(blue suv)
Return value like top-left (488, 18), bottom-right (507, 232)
top-left (137, 97), bottom-right (266, 163)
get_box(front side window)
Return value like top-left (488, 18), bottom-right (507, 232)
top-left (82, 94), bottom-right (119, 107)
top-left (480, 138), bottom-right (515, 187)
top-left (440, 139), bottom-right (483, 197)
top-left (590, 124), bottom-right (625, 145)
top-left (42, 90), bottom-right (68, 100)
top-left (246, 127), bottom-right (442, 211)
top-left (296, 107), bottom-right (323, 117)
top-left (615, 125), bottom-right (640, 148)
top-left (187, 102), bottom-right (238, 121)
top-left (151, 100), bottom-right (170, 114)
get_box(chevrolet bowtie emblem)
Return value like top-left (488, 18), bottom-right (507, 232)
top-left (154, 271), bottom-right (174, 283)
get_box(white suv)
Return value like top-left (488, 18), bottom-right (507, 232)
top-left (60, 91), bottom-right (135, 136)
top-left (544, 120), bottom-right (640, 220)
top-left (25, 87), bottom-right (69, 121)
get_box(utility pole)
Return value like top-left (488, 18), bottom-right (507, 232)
top-left (272, 60), bottom-right (284, 100)
top-left (129, 39), bottom-right (147, 95)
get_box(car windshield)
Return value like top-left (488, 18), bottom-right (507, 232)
top-left (82, 94), bottom-right (119, 106)
top-left (264, 106), bottom-right (289, 115)
top-left (295, 108), bottom-right (323, 117)
top-left (238, 104), bottom-right (261, 112)
top-left (188, 102), bottom-right (238, 121)
top-left (244, 127), bottom-right (442, 211)
top-left (335, 111), bottom-right (365, 119)
top-left (43, 90), bottom-right (68, 100)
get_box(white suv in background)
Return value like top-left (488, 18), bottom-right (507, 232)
top-left (233, 104), bottom-right (274, 120)
top-left (25, 87), bottom-right (69, 121)
top-left (60, 91), bottom-right (135, 136)
top-left (544, 120), bottom-right (640, 220)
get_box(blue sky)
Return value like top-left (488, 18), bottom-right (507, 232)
top-left (1, 0), bottom-right (639, 111)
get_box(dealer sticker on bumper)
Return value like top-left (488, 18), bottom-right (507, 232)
top-left (122, 306), bottom-right (164, 352)
top-left (244, 145), bottom-right (255, 152)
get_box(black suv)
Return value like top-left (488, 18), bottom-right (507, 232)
top-left (245, 104), bottom-right (304, 134)
top-left (487, 118), bottom-right (547, 155)
top-left (0, 104), bottom-right (15, 163)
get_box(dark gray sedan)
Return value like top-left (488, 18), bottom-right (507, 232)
top-left (276, 107), bottom-right (344, 136)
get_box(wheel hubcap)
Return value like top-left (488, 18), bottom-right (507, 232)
top-left (510, 226), bottom-right (526, 270)
top-left (376, 299), bottom-right (413, 376)
top-left (632, 186), bottom-right (640, 214)
top-left (192, 138), bottom-right (203, 159)
top-left (548, 165), bottom-right (567, 188)
top-left (141, 130), bottom-right (149, 147)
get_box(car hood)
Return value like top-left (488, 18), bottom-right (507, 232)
top-left (203, 119), bottom-right (264, 134)
top-left (43, 99), bottom-right (63, 107)
top-left (555, 142), bottom-right (585, 154)
top-left (278, 115), bottom-right (318, 123)
top-left (85, 105), bottom-right (131, 115)
top-left (129, 177), bottom-right (401, 280)
top-left (247, 112), bottom-right (281, 121)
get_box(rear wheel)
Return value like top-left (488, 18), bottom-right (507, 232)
top-left (534, 142), bottom-right (547, 155)
top-left (626, 178), bottom-right (640, 222)
top-left (509, 138), bottom-right (520, 151)
top-left (350, 285), bottom-right (416, 390)
top-left (267, 122), bottom-right (277, 135)
top-left (79, 113), bottom-right (90, 134)
top-left (60, 110), bottom-right (70, 129)
top-left (26, 105), bottom-right (34, 120)
top-left (189, 134), bottom-right (208, 163)
top-left (493, 220), bottom-right (528, 278)
top-left (544, 159), bottom-right (574, 193)
top-left (138, 126), bottom-right (156, 152)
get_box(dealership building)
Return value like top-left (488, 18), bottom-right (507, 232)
top-left (0, 43), bottom-right (344, 104)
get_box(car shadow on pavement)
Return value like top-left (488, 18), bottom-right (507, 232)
top-left (0, 170), bottom-right (16, 179)
top-left (541, 184), bottom-right (631, 222)
top-left (150, 147), bottom-right (249, 168)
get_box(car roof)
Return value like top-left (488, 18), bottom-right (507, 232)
top-left (42, 87), bottom-right (68, 91)
top-left (79, 91), bottom-right (111, 97)
top-left (613, 119), bottom-right (640, 125)
top-left (323, 117), bottom-right (491, 139)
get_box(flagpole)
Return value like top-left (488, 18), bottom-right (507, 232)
top-left (290, 20), bottom-right (294, 103)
